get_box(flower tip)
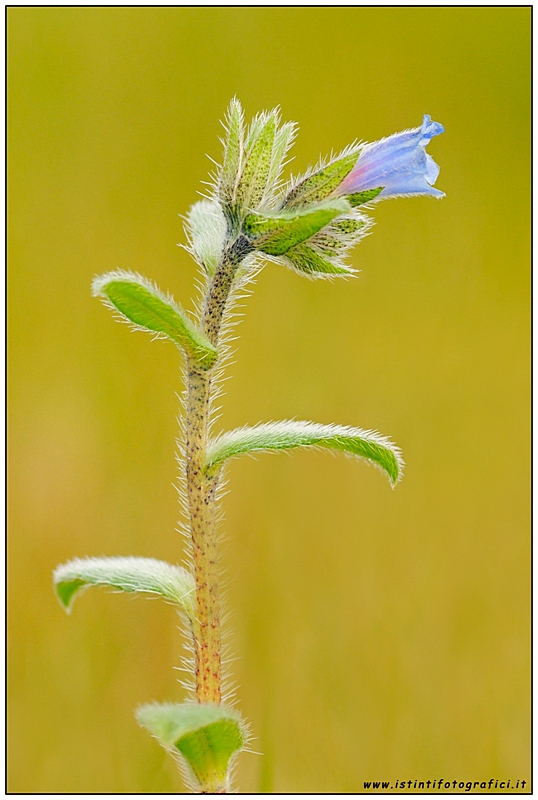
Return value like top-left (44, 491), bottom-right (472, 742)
top-left (421, 115), bottom-right (444, 140)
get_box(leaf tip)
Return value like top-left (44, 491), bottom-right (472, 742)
top-left (53, 566), bottom-right (85, 613)
top-left (388, 448), bottom-right (405, 488)
top-left (136, 701), bottom-right (247, 793)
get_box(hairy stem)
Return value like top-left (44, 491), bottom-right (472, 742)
top-left (185, 365), bottom-right (220, 703)
top-left (185, 236), bottom-right (252, 704)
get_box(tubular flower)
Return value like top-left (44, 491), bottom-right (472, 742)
top-left (338, 115), bottom-right (445, 200)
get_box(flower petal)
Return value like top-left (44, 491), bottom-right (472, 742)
top-left (338, 115), bottom-right (444, 200)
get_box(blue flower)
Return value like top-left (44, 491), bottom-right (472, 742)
top-left (338, 115), bottom-right (445, 200)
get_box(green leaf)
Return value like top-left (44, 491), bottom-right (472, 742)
top-left (136, 702), bottom-right (246, 793)
top-left (309, 232), bottom-right (347, 256)
top-left (237, 113), bottom-right (276, 209)
top-left (92, 271), bottom-right (218, 369)
top-left (53, 556), bottom-right (196, 618)
top-left (283, 242), bottom-right (354, 276)
top-left (244, 114), bottom-right (265, 152)
top-left (219, 97), bottom-right (244, 205)
top-left (243, 199), bottom-right (350, 256)
top-left (205, 420), bottom-right (404, 486)
top-left (347, 187), bottom-right (384, 206)
top-left (282, 150), bottom-right (359, 209)
top-left (265, 120), bottom-right (297, 195)
top-left (330, 217), bottom-right (368, 234)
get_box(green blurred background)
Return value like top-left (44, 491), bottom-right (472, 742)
top-left (8, 7), bottom-right (530, 793)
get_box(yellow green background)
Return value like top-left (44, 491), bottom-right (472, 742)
top-left (8, 7), bottom-right (530, 793)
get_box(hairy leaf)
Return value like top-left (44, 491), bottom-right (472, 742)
top-left (92, 271), bottom-right (217, 369)
top-left (53, 556), bottom-right (196, 618)
top-left (244, 114), bottom-right (266, 152)
top-left (237, 113), bottom-right (276, 209)
top-left (310, 232), bottom-right (347, 256)
top-left (219, 97), bottom-right (244, 205)
top-left (243, 199), bottom-right (350, 256)
top-left (265, 120), bottom-right (297, 197)
top-left (184, 200), bottom-right (227, 276)
top-left (137, 702), bottom-right (246, 793)
top-left (347, 187), bottom-right (384, 206)
top-left (205, 420), bottom-right (403, 485)
top-left (283, 242), bottom-right (354, 276)
top-left (282, 150), bottom-right (359, 209)
top-left (330, 217), bottom-right (368, 234)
